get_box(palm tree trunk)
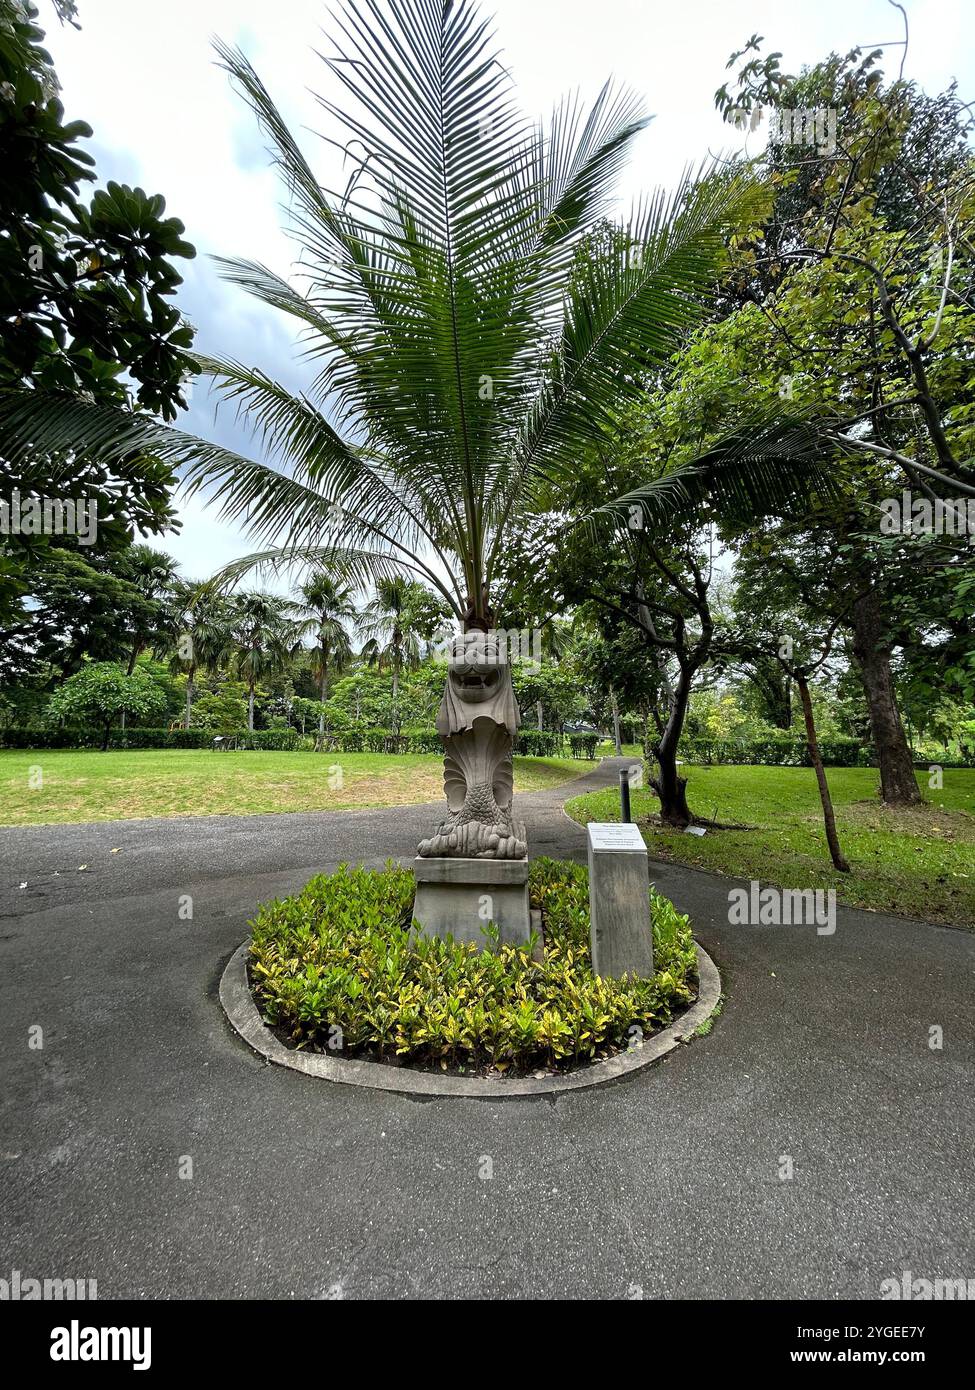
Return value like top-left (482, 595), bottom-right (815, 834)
top-left (392, 646), bottom-right (400, 737)
top-left (248, 684), bottom-right (255, 731)
top-left (318, 658), bottom-right (327, 750)
top-left (610, 686), bottom-right (622, 755)
top-left (184, 665), bottom-right (196, 731)
top-left (796, 673), bottom-right (850, 873)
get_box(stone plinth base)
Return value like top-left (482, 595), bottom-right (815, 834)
top-left (412, 856), bottom-right (532, 950)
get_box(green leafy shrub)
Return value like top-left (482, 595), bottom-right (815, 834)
top-left (237, 729), bottom-right (306, 751)
top-left (248, 858), bottom-right (697, 1071)
top-left (568, 732), bottom-right (600, 760)
top-left (513, 729), bottom-right (564, 757)
top-left (677, 735), bottom-right (867, 767)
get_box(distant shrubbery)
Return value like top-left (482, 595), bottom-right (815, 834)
top-left (674, 735), bottom-right (975, 769)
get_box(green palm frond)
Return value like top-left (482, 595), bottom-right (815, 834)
top-left (2, 0), bottom-right (792, 627)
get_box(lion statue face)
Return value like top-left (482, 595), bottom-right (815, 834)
top-left (446, 632), bottom-right (506, 706)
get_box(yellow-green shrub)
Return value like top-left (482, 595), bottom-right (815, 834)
top-left (249, 857), bottom-right (697, 1070)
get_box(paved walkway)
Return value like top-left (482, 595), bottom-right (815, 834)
top-left (1, 759), bottom-right (972, 1298)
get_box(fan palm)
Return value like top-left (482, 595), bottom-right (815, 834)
top-left (168, 581), bottom-right (235, 729)
top-left (357, 575), bottom-right (428, 734)
top-left (226, 592), bottom-right (297, 730)
top-left (289, 571), bottom-right (355, 743)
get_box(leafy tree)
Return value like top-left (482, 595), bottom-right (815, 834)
top-left (115, 544), bottom-right (180, 672)
top-left (0, 0), bottom-right (196, 646)
top-left (706, 35), bottom-right (975, 803)
top-left (510, 661), bottom-right (586, 735)
top-left (188, 680), bottom-right (249, 734)
top-left (289, 571), bottom-right (355, 744)
top-left (0, 1), bottom-right (196, 407)
top-left (1, 546), bottom-right (137, 679)
top-left (46, 660), bottom-right (168, 748)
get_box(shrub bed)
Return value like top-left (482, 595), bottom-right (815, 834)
top-left (248, 857), bottom-right (697, 1073)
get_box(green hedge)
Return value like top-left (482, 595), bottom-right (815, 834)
top-left (513, 729), bottom-right (564, 757)
top-left (568, 732), bottom-right (600, 760)
top-left (0, 727), bottom-right (305, 751)
top-left (672, 736), bottom-right (975, 769)
top-left (676, 736), bottom-right (863, 767)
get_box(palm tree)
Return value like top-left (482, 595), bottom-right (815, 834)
top-left (0, 1), bottom-right (825, 791)
top-left (289, 571), bottom-right (355, 745)
top-left (226, 592), bottom-right (296, 731)
top-left (357, 576), bottom-right (427, 736)
top-left (169, 581), bottom-right (234, 729)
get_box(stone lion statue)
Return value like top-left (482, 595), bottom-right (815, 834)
top-left (417, 631), bottom-right (527, 859)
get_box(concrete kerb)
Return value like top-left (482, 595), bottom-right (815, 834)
top-left (219, 938), bottom-right (722, 1099)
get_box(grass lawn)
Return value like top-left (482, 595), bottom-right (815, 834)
top-left (566, 764), bottom-right (975, 929)
top-left (0, 748), bottom-right (594, 827)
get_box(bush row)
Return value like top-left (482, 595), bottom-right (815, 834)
top-left (0, 726), bottom-right (309, 751)
top-left (0, 726), bottom-right (601, 758)
top-left (676, 735), bottom-right (865, 767)
top-left (672, 736), bottom-right (975, 769)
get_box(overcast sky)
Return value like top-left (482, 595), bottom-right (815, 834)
top-left (44, 0), bottom-right (975, 585)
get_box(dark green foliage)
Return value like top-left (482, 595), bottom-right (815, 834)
top-left (513, 729), bottom-right (564, 757)
top-left (679, 735), bottom-right (865, 767)
top-left (568, 732), bottom-right (600, 760)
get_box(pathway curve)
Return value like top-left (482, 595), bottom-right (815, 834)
top-left (1, 759), bottom-right (971, 1298)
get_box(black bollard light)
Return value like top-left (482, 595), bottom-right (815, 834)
top-left (619, 765), bottom-right (632, 823)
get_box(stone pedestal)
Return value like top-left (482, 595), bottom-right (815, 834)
top-left (413, 856), bottom-right (532, 950)
top-left (587, 822), bottom-right (654, 979)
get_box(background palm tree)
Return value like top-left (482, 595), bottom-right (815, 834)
top-left (289, 571), bottom-right (355, 745)
top-left (226, 592), bottom-right (296, 731)
top-left (169, 581), bottom-right (234, 729)
top-left (357, 576), bottom-right (427, 736)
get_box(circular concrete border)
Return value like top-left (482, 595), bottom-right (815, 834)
top-left (219, 940), bottom-right (722, 1098)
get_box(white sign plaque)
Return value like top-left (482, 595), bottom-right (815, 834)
top-left (587, 822), bottom-right (646, 853)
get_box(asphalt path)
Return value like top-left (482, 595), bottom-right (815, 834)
top-left (1, 758), bottom-right (972, 1299)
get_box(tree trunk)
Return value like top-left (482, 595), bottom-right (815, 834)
top-left (317, 661), bottom-right (327, 751)
top-left (796, 673), bottom-right (850, 872)
top-left (851, 591), bottom-right (921, 805)
top-left (649, 671), bottom-right (693, 828)
top-left (610, 686), bottom-right (622, 755)
top-left (248, 685), bottom-right (255, 731)
top-left (184, 666), bottom-right (195, 731)
top-left (101, 718), bottom-right (112, 752)
top-left (392, 656), bottom-right (400, 737)
top-left (536, 700), bottom-right (543, 732)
